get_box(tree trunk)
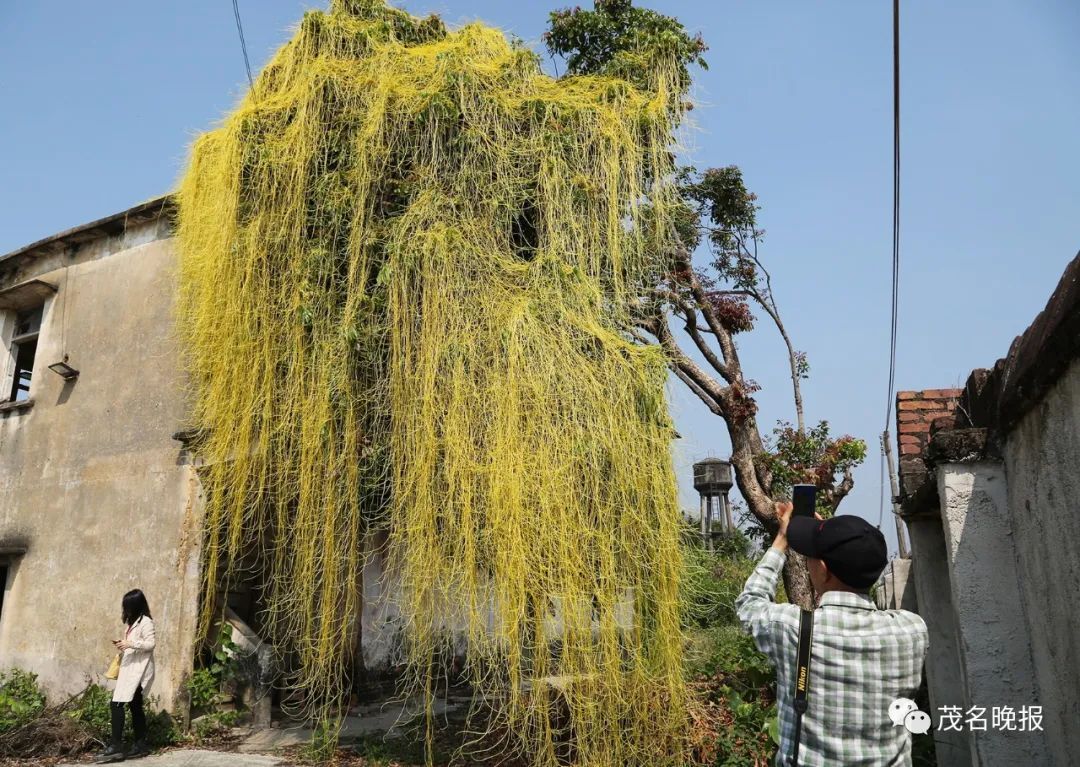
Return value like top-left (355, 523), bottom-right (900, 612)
top-left (782, 550), bottom-right (814, 609)
top-left (737, 460), bottom-right (815, 610)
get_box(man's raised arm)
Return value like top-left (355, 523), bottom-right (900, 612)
top-left (735, 502), bottom-right (796, 661)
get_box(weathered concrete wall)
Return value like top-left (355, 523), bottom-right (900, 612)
top-left (359, 530), bottom-right (520, 673)
top-left (936, 462), bottom-right (1048, 765)
top-left (905, 516), bottom-right (971, 767)
top-left (0, 220), bottom-right (202, 711)
top-left (361, 533), bottom-right (404, 671)
top-left (897, 253), bottom-right (1080, 765)
top-left (874, 557), bottom-right (917, 612)
top-left (1002, 357), bottom-right (1080, 766)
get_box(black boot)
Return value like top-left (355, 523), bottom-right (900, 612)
top-left (94, 744), bottom-right (125, 763)
top-left (127, 740), bottom-right (151, 759)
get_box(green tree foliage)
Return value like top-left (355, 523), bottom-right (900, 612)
top-left (545, 0), bottom-right (706, 95)
top-left (759, 421), bottom-right (869, 513)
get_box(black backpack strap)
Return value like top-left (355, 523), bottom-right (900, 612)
top-left (790, 608), bottom-right (814, 767)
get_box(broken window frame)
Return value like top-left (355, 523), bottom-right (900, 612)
top-left (3, 305), bottom-right (44, 403)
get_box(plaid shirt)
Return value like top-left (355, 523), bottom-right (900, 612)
top-left (736, 548), bottom-right (929, 766)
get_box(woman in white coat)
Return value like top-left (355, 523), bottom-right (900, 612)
top-left (96, 589), bottom-right (156, 763)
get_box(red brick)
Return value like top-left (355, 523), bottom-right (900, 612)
top-left (899, 422), bottom-right (926, 434)
top-left (898, 435), bottom-right (921, 445)
top-left (897, 391), bottom-right (918, 401)
top-left (900, 443), bottom-right (922, 455)
top-left (898, 400), bottom-right (942, 411)
top-left (922, 388), bottom-right (962, 399)
top-left (898, 412), bottom-right (920, 422)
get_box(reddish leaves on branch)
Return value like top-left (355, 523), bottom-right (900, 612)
top-left (704, 293), bottom-right (755, 333)
top-left (727, 380), bottom-right (760, 422)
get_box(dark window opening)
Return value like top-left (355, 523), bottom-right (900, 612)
top-left (0, 565), bottom-right (8, 622)
top-left (8, 307), bottom-right (42, 403)
top-left (511, 198), bottom-right (541, 262)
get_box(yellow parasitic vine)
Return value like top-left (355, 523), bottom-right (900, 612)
top-left (176, 1), bottom-right (686, 763)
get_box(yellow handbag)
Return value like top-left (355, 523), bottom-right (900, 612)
top-left (105, 653), bottom-right (121, 680)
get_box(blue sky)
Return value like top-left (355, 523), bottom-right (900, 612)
top-left (2, 1), bottom-right (1077, 553)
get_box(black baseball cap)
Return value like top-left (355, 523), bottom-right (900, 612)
top-left (786, 515), bottom-right (888, 590)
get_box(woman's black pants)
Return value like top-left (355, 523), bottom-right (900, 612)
top-left (110, 685), bottom-right (146, 747)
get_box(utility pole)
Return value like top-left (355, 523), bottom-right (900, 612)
top-left (882, 431), bottom-right (910, 558)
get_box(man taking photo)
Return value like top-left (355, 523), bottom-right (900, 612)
top-left (736, 501), bottom-right (929, 766)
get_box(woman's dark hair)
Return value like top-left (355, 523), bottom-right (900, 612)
top-left (121, 589), bottom-right (152, 626)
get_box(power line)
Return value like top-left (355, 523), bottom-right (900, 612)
top-left (879, 0), bottom-right (901, 530)
top-left (232, 0), bottom-right (255, 92)
top-left (887, 0), bottom-right (901, 426)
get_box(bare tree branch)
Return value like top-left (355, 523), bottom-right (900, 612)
top-left (672, 367), bottom-right (723, 416)
top-left (680, 307), bottom-right (734, 384)
top-left (650, 316), bottom-right (729, 405)
top-left (827, 467), bottom-right (856, 513)
top-left (719, 230), bottom-right (806, 434)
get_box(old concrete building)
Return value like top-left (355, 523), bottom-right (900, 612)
top-left (0, 198), bottom-right (201, 711)
top-left (896, 251), bottom-right (1080, 766)
top-left (0, 199), bottom-right (418, 712)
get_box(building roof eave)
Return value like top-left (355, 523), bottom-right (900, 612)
top-left (0, 195), bottom-right (176, 274)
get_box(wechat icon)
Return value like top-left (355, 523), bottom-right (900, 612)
top-left (889, 698), bottom-right (932, 735)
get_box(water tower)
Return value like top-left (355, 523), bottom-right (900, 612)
top-left (693, 457), bottom-right (734, 548)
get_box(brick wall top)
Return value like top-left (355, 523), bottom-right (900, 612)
top-left (896, 389), bottom-right (962, 453)
top-left (895, 388), bottom-right (962, 500)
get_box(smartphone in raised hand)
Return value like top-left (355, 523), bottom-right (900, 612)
top-left (792, 484), bottom-right (816, 517)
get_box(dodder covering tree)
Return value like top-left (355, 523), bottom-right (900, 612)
top-left (547, 0), bottom-right (867, 608)
top-left (177, 0), bottom-right (689, 764)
